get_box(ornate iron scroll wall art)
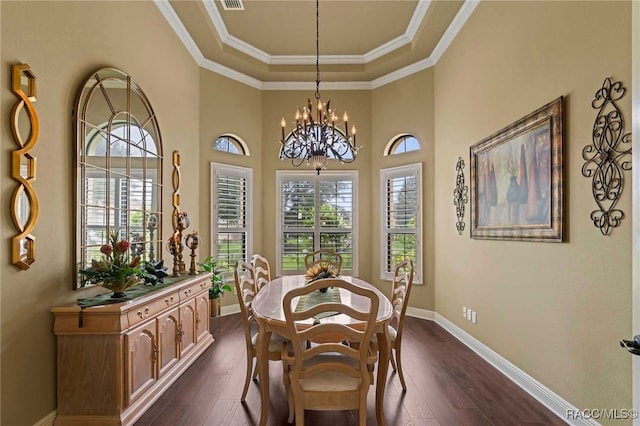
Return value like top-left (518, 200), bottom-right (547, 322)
top-left (453, 157), bottom-right (468, 235)
top-left (581, 77), bottom-right (632, 236)
top-left (10, 64), bottom-right (39, 270)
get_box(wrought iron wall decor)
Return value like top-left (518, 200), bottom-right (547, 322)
top-left (10, 64), bottom-right (39, 270)
top-left (581, 77), bottom-right (632, 236)
top-left (453, 157), bottom-right (468, 235)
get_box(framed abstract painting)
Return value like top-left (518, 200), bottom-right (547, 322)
top-left (469, 97), bottom-right (563, 242)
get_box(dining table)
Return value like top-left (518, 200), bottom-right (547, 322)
top-left (252, 274), bottom-right (393, 426)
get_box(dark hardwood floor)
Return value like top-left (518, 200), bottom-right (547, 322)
top-left (135, 314), bottom-right (567, 426)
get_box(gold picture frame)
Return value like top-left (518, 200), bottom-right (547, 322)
top-left (469, 97), bottom-right (563, 242)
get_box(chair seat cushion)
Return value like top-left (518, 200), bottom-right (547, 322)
top-left (371, 325), bottom-right (397, 344)
top-left (291, 354), bottom-right (363, 392)
top-left (252, 332), bottom-right (287, 353)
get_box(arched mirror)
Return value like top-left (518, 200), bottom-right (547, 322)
top-left (74, 68), bottom-right (163, 289)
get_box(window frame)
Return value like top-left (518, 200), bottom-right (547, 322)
top-left (210, 162), bottom-right (253, 278)
top-left (383, 133), bottom-right (421, 156)
top-left (380, 163), bottom-right (422, 283)
top-left (276, 170), bottom-right (358, 277)
top-left (213, 134), bottom-right (250, 156)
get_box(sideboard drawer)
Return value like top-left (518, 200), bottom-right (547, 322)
top-left (127, 291), bottom-right (179, 327)
top-left (179, 279), bottom-right (209, 302)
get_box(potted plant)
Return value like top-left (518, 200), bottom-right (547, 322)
top-left (79, 232), bottom-right (152, 298)
top-left (198, 256), bottom-right (232, 317)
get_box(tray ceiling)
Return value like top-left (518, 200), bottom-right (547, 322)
top-left (155, 0), bottom-right (478, 88)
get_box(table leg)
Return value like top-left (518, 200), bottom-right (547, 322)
top-left (375, 326), bottom-right (390, 426)
top-left (257, 325), bottom-right (271, 426)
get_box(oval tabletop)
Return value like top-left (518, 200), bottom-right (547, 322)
top-left (252, 275), bottom-right (393, 325)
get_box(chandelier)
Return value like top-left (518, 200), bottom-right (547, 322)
top-left (279, 0), bottom-right (360, 175)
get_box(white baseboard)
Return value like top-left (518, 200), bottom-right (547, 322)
top-left (221, 303), bottom-right (240, 316)
top-left (435, 313), bottom-right (598, 426)
top-left (33, 410), bottom-right (56, 426)
top-left (406, 306), bottom-right (435, 321)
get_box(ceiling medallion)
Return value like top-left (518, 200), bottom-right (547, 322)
top-left (279, 0), bottom-right (360, 174)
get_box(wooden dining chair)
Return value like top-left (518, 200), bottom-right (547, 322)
top-left (281, 278), bottom-right (379, 425)
top-left (250, 253), bottom-right (271, 292)
top-left (379, 258), bottom-right (414, 391)
top-left (234, 261), bottom-right (285, 401)
top-left (304, 248), bottom-right (343, 274)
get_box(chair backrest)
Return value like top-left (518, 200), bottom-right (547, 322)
top-left (282, 278), bottom-right (379, 388)
top-left (235, 261), bottom-right (256, 346)
top-left (250, 253), bottom-right (271, 292)
top-left (390, 259), bottom-right (414, 334)
top-left (304, 248), bottom-right (343, 274)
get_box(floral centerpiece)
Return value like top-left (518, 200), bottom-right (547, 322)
top-left (80, 232), bottom-right (151, 297)
top-left (305, 261), bottom-right (338, 293)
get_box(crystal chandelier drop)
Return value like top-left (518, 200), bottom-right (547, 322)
top-left (279, 0), bottom-right (360, 175)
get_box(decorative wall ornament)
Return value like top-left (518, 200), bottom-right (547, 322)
top-left (581, 77), bottom-right (632, 236)
top-left (168, 151), bottom-right (187, 275)
top-left (10, 64), bottom-right (39, 270)
top-left (453, 157), bottom-right (468, 235)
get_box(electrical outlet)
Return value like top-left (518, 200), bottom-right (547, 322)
top-left (471, 310), bottom-right (477, 324)
top-left (466, 309), bottom-right (472, 321)
top-left (463, 306), bottom-right (467, 318)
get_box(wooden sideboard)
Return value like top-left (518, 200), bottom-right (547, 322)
top-left (52, 273), bottom-right (214, 426)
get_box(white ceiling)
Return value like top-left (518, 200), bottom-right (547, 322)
top-left (154, 0), bottom-right (479, 89)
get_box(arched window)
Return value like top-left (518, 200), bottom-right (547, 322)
top-left (214, 134), bottom-right (249, 155)
top-left (384, 134), bottom-right (420, 156)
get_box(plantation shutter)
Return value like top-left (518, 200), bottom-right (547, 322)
top-left (382, 164), bottom-right (421, 281)
top-left (213, 164), bottom-right (252, 276)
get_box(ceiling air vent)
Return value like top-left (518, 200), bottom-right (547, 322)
top-left (220, 0), bottom-right (244, 10)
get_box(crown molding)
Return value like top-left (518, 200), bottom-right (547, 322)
top-left (155, 0), bottom-right (479, 90)
top-left (262, 81), bottom-right (373, 91)
top-left (203, 0), bottom-right (272, 63)
top-left (201, 0), bottom-right (434, 66)
top-left (269, 54), bottom-right (365, 66)
top-left (429, 0), bottom-right (480, 63)
top-left (155, 0), bottom-right (205, 64)
top-left (200, 57), bottom-right (263, 89)
top-left (371, 56), bottom-right (435, 89)
top-left (363, 0), bottom-right (432, 63)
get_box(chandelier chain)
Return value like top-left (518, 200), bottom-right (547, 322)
top-left (315, 0), bottom-right (320, 100)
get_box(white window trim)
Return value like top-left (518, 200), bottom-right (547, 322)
top-left (210, 162), bottom-right (253, 266)
top-left (276, 170), bottom-right (358, 277)
top-left (214, 133), bottom-right (251, 156)
top-left (380, 163), bottom-right (422, 284)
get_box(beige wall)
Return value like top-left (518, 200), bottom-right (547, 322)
top-left (198, 69), bottom-right (262, 309)
top-left (433, 1), bottom-right (632, 421)
top-left (371, 69), bottom-right (435, 310)
top-left (1, 2), bottom-right (200, 425)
